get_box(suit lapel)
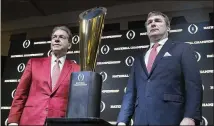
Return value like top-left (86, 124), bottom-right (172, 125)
top-left (42, 57), bottom-right (52, 93)
top-left (51, 60), bottom-right (73, 94)
top-left (148, 39), bottom-right (175, 77)
top-left (139, 46), bottom-right (150, 77)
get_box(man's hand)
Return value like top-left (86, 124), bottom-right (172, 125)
top-left (180, 118), bottom-right (195, 125)
top-left (8, 123), bottom-right (18, 126)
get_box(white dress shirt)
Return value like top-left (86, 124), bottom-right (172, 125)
top-left (144, 38), bottom-right (168, 66)
top-left (51, 54), bottom-right (66, 77)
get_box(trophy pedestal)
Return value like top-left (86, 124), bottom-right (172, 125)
top-left (45, 117), bottom-right (112, 126)
top-left (67, 71), bottom-right (102, 118)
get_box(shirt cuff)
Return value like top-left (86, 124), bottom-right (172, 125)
top-left (184, 117), bottom-right (195, 122)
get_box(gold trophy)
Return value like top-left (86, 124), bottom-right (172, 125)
top-left (67, 7), bottom-right (107, 118)
top-left (79, 7), bottom-right (107, 71)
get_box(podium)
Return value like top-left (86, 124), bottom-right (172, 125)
top-left (45, 117), bottom-right (113, 126)
top-left (66, 71), bottom-right (102, 118)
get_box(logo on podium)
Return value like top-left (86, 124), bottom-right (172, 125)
top-left (78, 73), bottom-right (84, 81)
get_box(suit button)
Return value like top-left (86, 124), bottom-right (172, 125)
top-left (148, 79), bottom-right (150, 82)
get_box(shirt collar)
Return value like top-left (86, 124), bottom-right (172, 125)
top-left (150, 37), bottom-right (168, 48)
top-left (51, 54), bottom-right (66, 65)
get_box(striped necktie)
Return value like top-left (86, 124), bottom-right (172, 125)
top-left (147, 43), bottom-right (160, 73)
top-left (51, 59), bottom-right (60, 90)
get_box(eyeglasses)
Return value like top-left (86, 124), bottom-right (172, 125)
top-left (51, 35), bottom-right (69, 40)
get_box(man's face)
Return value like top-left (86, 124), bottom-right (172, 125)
top-left (146, 15), bottom-right (169, 38)
top-left (51, 29), bottom-right (71, 54)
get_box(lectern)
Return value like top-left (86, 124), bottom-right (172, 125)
top-left (45, 117), bottom-right (112, 126)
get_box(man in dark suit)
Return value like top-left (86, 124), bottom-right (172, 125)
top-left (8, 26), bottom-right (80, 125)
top-left (117, 11), bottom-right (203, 125)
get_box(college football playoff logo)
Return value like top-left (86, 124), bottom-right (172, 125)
top-left (100, 71), bottom-right (107, 82)
top-left (200, 116), bottom-right (208, 126)
top-left (72, 35), bottom-right (80, 44)
top-left (188, 24), bottom-right (198, 34)
top-left (126, 30), bottom-right (135, 40)
top-left (194, 51), bottom-right (201, 62)
top-left (125, 56), bottom-right (135, 66)
top-left (71, 60), bottom-right (77, 63)
top-left (100, 45), bottom-right (110, 55)
top-left (17, 63), bottom-right (25, 72)
top-left (78, 73), bottom-right (84, 81)
top-left (130, 119), bottom-right (134, 126)
top-left (5, 118), bottom-right (8, 126)
top-left (100, 101), bottom-right (106, 112)
top-left (124, 87), bottom-right (127, 93)
top-left (11, 89), bottom-right (16, 98)
top-left (23, 40), bottom-right (31, 48)
top-left (47, 49), bottom-right (52, 57)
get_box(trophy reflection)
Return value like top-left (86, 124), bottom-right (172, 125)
top-left (67, 7), bottom-right (107, 118)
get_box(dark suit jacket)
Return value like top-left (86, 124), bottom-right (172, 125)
top-left (8, 57), bottom-right (80, 125)
top-left (117, 39), bottom-right (203, 125)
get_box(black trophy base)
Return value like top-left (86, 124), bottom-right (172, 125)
top-left (45, 117), bottom-right (113, 126)
top-left (67, 71), bottom-right (102, 118)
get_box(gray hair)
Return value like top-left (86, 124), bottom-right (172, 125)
top-left (51, 26), bottom-right (72, 43)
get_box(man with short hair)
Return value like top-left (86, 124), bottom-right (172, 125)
top-left (117, 11), bottom-right (202, 125)
top-left (8, 26), bottom-right (80, 125)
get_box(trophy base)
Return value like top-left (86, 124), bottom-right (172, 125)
top-left (66, 71), bottom-right (102, 118)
